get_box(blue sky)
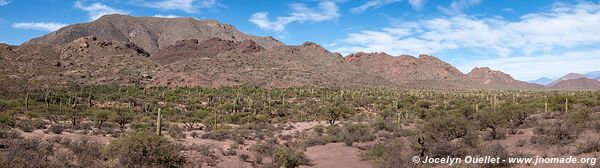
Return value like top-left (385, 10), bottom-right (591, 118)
top-left (1, 0), bottom-right (600, 81)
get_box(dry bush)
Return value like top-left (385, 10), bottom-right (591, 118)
top-left (16, 119), bottom-right (47, 132)
top-left (188, 144), bottom-right (218, 166)
top-left (530, 121), bottom-right (580, 146)
top-left (574, 137), bottom-right (600, 155)
top-left (60, 138), bottom-right (105, 167)
top-left (47, 124), bottom-right (67, 134)
top-left (167, 125), bottom-right (186, 140)
top-left (0, 129), bottom-right (22, 139)
top-left (340, 123), bottom-right (374, 146)
top-left (481, 143), bottom-right (512, 168)
top-left (0, 139), bottom-right (55, 167)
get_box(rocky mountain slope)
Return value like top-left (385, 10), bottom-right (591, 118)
top-left (0, 37), bottom-right (158, 89)
top-left (153, 42), bottom-right (392, 88)
top-left (549, 78), bottom-right (600, 90)
top-left (23, 14), bottom-right (283, 54)
top-left (149, 38), bottom-right (264, 65)
top-left (548, 73), bottom-right (588, 86)
top-left (467, 67), bottom-right (543, 89)
top-left (344, 52), bottom-right (482, 89)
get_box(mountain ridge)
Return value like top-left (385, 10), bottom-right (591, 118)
top-left (2, 14), bottom-right (594, 90)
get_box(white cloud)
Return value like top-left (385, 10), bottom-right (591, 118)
top-left (351, 0), bottom-right (401, 14)
top-left (437, 0), bottom-right (481, 15)
top-left (408, 0), bottom-right (426, 10)
top-left (153, 14), bottom-right (180, 18)
top-left (12, 22), bottom-right (67, 31)
top-left (334, 1), bottom-right (600, 80)
top-left (460, 50), bottom-right (600, 80)
top-left (137, 0), bottom-right (220, 13)
top-left (249, 1), bottom-right (339, 32)
top-left (75, 1), bottom-right (130, 20)
top-left (335, 2), bottom-right (600, 57)
top-left (351, 0), bottom-right (426, 13)
top-left (0, 0), bottom-right (10, 6)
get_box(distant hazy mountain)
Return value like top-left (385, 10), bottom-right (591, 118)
top-left (585, 71), bottom-right (600, 80)
top-left (528, 77), bottom-right (555, 86)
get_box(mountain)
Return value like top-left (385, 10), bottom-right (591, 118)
top-left (548, 73), bottom-right (589, 86)
top-left (549, 78), bottom-right (600, 90)
top-left (467, 67), bottom-right (543, 89)
top-left (0, 36), bottom-right (158, 89)
top-left (528, 77), bottom-right (555, 86)
top-left (344, 52), bottom-right (481, 89)
top-left (585, 71), bottom-right (600, 80)
top-left (3, 14), bottom-right (596, 90)
top-left (23, 14), bottom-right (283, 54)
top-left (152, 41), bottom-right (392, 88)
top-left (149, 38), bottom-right (264, 65)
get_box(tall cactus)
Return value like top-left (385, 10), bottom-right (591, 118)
top-left (156, 108), bottom-right (162, 136)
top-left (564, 98), bottom-right (569, 114)
top-left (544, 100), bottom-right (548, 114)
top-left (25, 91), bottom-right (29, 114)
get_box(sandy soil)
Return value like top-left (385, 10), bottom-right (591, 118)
top-left (301, 143), bottom-right (374, 168)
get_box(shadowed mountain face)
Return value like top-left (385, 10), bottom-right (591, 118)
top-left (23, 14), bottom-right (283, 54)
top-left (149, 38), bottom-right (264, 65)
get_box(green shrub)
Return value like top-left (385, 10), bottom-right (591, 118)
top-left (201, 129), bottom-right (232, 141)
top-left (103, 131), bottom-right (185, 167)
top-left (0, 113), bottom-right (15, 128)
top-left (273, 147), bottom-right (311, 168)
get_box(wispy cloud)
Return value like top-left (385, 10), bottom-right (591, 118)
top-left (75, 1), bottom-right (130, 20)
top-left (335, 2), bottom-right (600, 56)
top-left (437, 0), bottom-right (481, 15)
top-left (351, 0), bottom-right (402, 14)
top-left (153, 14), bottom-right (180, 18)
top-left (0, 0), bottom-right (10, 6)
top-left (12, 22), bottom-right (67, 31)
top-left (351, 0), bottom-right (426, 13)
top-left (249, 1), bottom-right (339, 32)
top-left (136, 0), bottom-right (220, 13)
top-left (408, 0), bottom-right (427, 10)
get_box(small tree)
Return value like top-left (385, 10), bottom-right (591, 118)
top-left (93, 110), bottom-right (112, 129)
top-left (324, 102), bottom-right (350, 126)
top-left (111, 108), bottom-right (133, 130)
top-left (179, 109), bottom-right (209, 130)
